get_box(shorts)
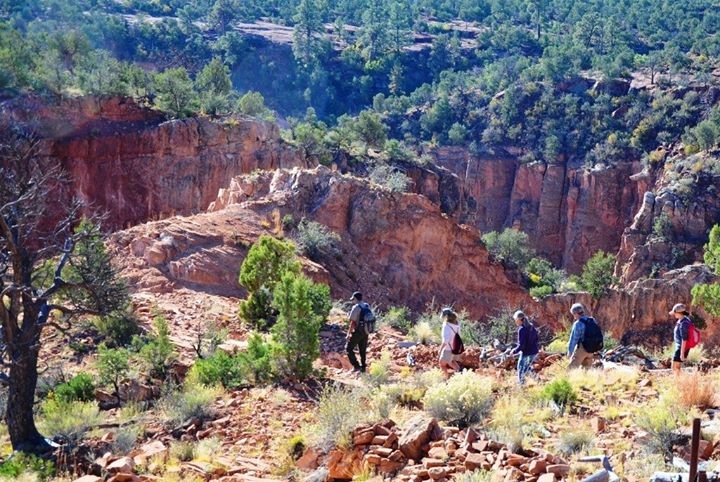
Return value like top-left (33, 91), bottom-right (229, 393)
top-left (673, 345), bottom-right (690, 362)
top-left (439, 347), bottom-right (456, 363)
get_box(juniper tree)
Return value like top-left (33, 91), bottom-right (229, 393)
top-left (0, 125), bottom-right (128, 452)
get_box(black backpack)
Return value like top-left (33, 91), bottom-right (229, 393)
top-left (358, 304), bottom-right (376, 335)
top-left (580, 317), bottom-right (604, 353)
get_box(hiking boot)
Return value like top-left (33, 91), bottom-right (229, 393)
top-left (352, 366), bottom-right (362, 373)
top-left (360, 366), bottom-right (366, 373)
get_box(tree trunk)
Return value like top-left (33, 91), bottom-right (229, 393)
top-left (7, 343), bottom-right (51, 453)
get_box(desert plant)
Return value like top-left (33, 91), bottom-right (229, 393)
top-left (381, 306), bottom-right (412, 333)
top-left (557, 430), bottom-right (594, 455)
top-left (529, 285), bottom-right (554, 298)
top-left (409, 320), bottom-right (437, 344)
top-left (238, 235), bottom-right (301, 330)
top-left (112, 426), bottom-right (140, 454)
top-left (674, 372), bottom-right (717, 409)
top-left (579, 251), bottom-right (617, 298)
top-left (159, 382), bottom-right (222, 426)
top-left (481, 228), bottom-right (535, 269)
top-left (455, 470), bottom-right (492, 482)
top-left (635, 397), bottom-right (686, 460)
top-left (53, 372), bottom-right (95, 404)
top-left (94, 309), bottom-right (141, 347)
top-left (312, 384), bottom-right (366, 451)
top-left (191, 350), bottom-right (249, 389)
top-left (423, 371), bottom-right (494, 428)
top-left (368, 164), bottom-right (411, 192)
top-left (368, 350), bottom-right (393, 386)
top-left (170, 441), bottom-right (196, 462)
top-left (97, 344), bottom-right (130, 404)
top-left (295, 219), bottom-right (340, 259)
top-left (540, 378), bottom-right (577, 412)
top-left (138, 315), bottom-right (176, 379)
top-left (0, 452), bottom-right (55, 481)
top-left (270, 273), bottom-right (328, 380)
top-left (37, 399), bottom-right (100, 444)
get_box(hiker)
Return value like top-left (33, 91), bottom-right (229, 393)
top-left (439, 308), bottom-right (462, 377)
top-left (346, 291), bottom-right (372, 373)
top-left (511, 310), bottom-right (539, 384)
top-left (567, 303), bottom-right (604, 369)
top-left (670, 303), bottom-right (693, 374)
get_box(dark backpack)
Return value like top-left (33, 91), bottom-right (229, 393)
top-left (358, 304), bottom-right (376, 335)
top-left (450, 326), bottom-right (465, 355)
top-left (580, 317), bottom-right (604, 353)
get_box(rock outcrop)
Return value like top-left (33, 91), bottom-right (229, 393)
top-left (2, 95), bottom-right (305, 229)
top-left (430, 147), bottom-right (644, 273)
top-left (110, 166), bottom-right (536, 321)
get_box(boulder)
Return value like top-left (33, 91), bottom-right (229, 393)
top-left (428, 467), bottom-right (447, 480)
top-left (465, 453), bottom-right (485, 471)
top-left (538, 474), bottom-right (556, 482)
top-left (326, 449), bottom-right (362, 480)
top-left (73, 476), bottom-right (103, 482)
top-left (546, 464), bottom-right (571, 477)
top-left (296, 447), bottom-right (321, 471)
top-left (528, 459), bottom-right (547, 475)
top-left (399, 417), bottom-right (442, 461)
top-left (107, 457), bottom-right (135, 474)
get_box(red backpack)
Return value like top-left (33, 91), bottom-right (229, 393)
top-left (686, 319), bottom-right (701, 349)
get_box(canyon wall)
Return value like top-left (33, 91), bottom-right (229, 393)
top-left (430, 147), bottom-right (644, 273)
top-left (110, 166), bottom-right (537, 323)
top-left (1, 96), bottom-right (305, 229)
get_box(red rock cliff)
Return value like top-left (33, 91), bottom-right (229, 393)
top-left (430, 147), bottom-right (644, 273)
top-left (2, 95), bottom-right (305, 229)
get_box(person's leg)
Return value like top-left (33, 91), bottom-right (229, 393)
top-left (568, 345), bottom-right (586, 369)
top-left (358, 334), bottom-right (368, 372)
top-left (672, 345), bottom-right (682, 374)
top-left (581, 350), bottom-right (595, 369)
top-left (517, 355), bottom-right (525, 385)
top-left (520, 354), bottom-right (537, 384)
top-left (346, 332), bottom-right (361, 370)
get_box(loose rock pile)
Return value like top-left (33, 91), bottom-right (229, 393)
top-left (324, 416), bottom-right (576, 482)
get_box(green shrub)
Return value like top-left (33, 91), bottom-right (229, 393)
top-left (270, 273), bottom-right (328, 380)
top-left (423, 371), bottom-right (494, 428)
top-left (97, 344), bottom-right (130, 403)
top-left (481, 228), bottom-right (534, 269)
top-left (38, 399), bottom-right (100, 444)
top-left (238, 235), bottom-right (300, 330)
top-left (540, 378), bottom-right (577, 412)
top-left (94, 309), bottom-right (141, 346)
top-left (409, 320), bottom-right (438, 344)
top-left (652, 213), bottom-right (673, 241)
top-left (138, 315), bottom-right (176, 379)
top-left (635, 398), bottom-right (686, 460)
top-left (192, 350), bottom-right (248, 389)
top-left (112, 426), bottom-right (140, 454)
top-left (579, 251), bottom-right (617, 298)
top-left (529, 285), bottom-right (554, 298)
top-left (368, 164), bottom-right (411, 192)
top-left (0, 452), bottom-right (55, 481)
top-left (463, 307), bottom-right (514, 347)
top-left (53, 372), bottom-right (95, 403)
top-left (159, 382), bottom-right (222, 426)
top-left (382, 306), bottom-right (412, 333)
top-left (295, 219), bottom-right (340, 259)
top-left (242, 332), bottom-right (273, 384)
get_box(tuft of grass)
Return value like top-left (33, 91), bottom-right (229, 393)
top-left (540, 378), bottom-right (577, 413)
top-left (368, 350), bottom-right (393, 386)
top-left (409, 321), bottom-right (437, 344)
top-left (158, 382), bottom-right (222, 426)
top-left (674, 371), bottom-right (717, 409)
top-left (556, 429), bottom-right (594, 455)
top-left (634, 393), bottom-right (687, 460)
top-left (310, 384), bottom-right (368, 451)
top-left (455, 470), bottom-right (492, 482)
top-left (170, 441), bottom-right (196, 462)
top-left (37, 399), bottom-right (101, 444)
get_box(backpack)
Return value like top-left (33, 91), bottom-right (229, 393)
top-left (358, 304), bottom-right (376, 335)
top-left (450, 326), bottom-right (465, 355)
top-left (685, 318), bottom-right (701, 349)
top-left (580, 317), bottom-right (604, 353)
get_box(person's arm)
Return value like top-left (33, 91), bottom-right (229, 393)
top-left (512, 326), bottom-right (525, 355)
top-left (347, 305), bottom-right (359, 339)
top-left (567, 321), bottom-right (584, 356)
top-left (680, 319), bottom-right (689, 360)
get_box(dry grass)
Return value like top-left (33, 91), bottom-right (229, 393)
top-left (674, 371), bottom-right (717, 409)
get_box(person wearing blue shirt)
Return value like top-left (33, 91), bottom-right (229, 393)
top-left (669, 303), bottom-right (691, 374)
top-left (567, 303), bottom-right (594, 369)
top-left (511, 310), bottom-right (539, 385)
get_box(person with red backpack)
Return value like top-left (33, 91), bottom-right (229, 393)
top-left (439, 308), bottom-right (462, 377)
top-left (670, 303), bottom-right (700, 374)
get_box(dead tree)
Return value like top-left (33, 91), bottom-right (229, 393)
top-left (0, 124), bottom-right (127, 453)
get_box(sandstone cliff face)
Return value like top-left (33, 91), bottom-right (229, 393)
top-left (615, 166), bottom-right (720, 283)
top-left (430, 147), bottom-right (643, 273)
top-left (110, 167), bottom-right (536, 323)
top-left (2, 96), bottom-right (305, 229)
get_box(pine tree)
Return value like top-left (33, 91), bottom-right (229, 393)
top-left (692, 225), bottom-right (720, 316)
top-left (292, 0), bottom-right (324, 68)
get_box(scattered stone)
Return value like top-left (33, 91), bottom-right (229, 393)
top-left (464, 453), bottom-right (485, 471)
top-left (399, 417), bottom-right (442, 461)
top-left (546, 464), bottom-right (571, 477)
top-left (529, 459), bottom-right (547, 475)
top-left (538, 473), bottom-right (556, 482)
top-left (592, 417), bottom-right (606, 433)
top-left (107, 457), bottom-right (135, 474)
top-left (73, 476), bottom-right (103, 482)
top-left (428, 467), bottom-right (447, 480)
